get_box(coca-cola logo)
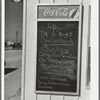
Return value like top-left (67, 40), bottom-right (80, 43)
top-left (44, 7), bottom-right (69, 17)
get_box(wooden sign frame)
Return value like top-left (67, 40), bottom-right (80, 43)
top-left (35, 4), bottom-right (82, 96)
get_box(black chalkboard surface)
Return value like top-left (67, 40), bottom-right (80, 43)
top-left (36, 21), bottom-right (79, 94)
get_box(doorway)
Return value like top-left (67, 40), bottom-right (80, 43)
top-left (5, 0), bottom-right (23, 100)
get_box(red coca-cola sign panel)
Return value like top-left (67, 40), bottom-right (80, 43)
top-left (37, 5), bottom-right (80, 19)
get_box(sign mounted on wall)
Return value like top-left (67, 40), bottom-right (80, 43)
top-left (36, 4), bottom-right (82, 96)
top-left (37, 5), bottom-right (80, 19)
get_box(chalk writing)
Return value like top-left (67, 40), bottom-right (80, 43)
top-left (37, 75), bottom-right (68, 82)
top-left (39, 52), bottom-right (77, 59)
top-left (36, 22), bottom-right (79, 92)
top-left (41, 38), bottom-right (74, 44)
top-left (40, 46), bottom-right (69, 54)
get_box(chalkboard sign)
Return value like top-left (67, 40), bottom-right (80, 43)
top-left (36, 21), bottom-right (81, 95)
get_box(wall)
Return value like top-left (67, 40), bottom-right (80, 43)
top-left (22, 0), bottom-right (91, 100)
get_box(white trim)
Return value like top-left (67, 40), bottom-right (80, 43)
top-left (91, 0), bottom-right (99, 99)
top-left (37, 19), bottom-right (80, 21)
top-left (1, 0), bottom-right (5, 100)
top-left (76, 4), bottom-right (82, 95)
top-left (21, 0), bottom-right (27, 100)
top-left (34, 3), bottom-right (38, 94)
top-left (35, 91), bottom-right (79, 96)
top-left (37, 3), bottom-right (82, 6)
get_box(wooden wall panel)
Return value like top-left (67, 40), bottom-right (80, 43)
top-left (24, 0), bottom-right (90, 100)
top-left (37, 95), bottom-right (50, 100)
top-left (39, 0), bottom-right (53, 3)
top-left (68, 0), bottom-right (82, 3)
top-left (55, 0), bottom-right (68, 3)
top-left (24, 0), bottom-right (38, 100)
top-left (51, 95), bottom-right (63, 100)
top-left (64, 96), bottom-right (78, 100)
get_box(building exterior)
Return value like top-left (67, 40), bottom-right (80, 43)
top-left (2, 0), bottom-right (99, 100)
top-left (21, 0), bottom-right (94, 100)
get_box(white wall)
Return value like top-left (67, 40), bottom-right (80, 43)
top-left (91, 0), bottom-right (99, 100)
top-left (22, 0), bottom-right (91, 100)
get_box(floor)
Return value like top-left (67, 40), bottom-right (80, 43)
top-left (5, 49), bottom-right (22, 100)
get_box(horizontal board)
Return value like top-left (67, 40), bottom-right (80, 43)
top-left (68, 0), bottom-right (82, 3)
top-left (40, 0), bottom-right (53, 3)
top-left (51, 95), bottom-right (63, 100)
top-left (64, 96), bottom-right (78, 100)
top-left (55, 0), bottom-right (68, 3)
top-left (37, 94), bottom-right (50, 100)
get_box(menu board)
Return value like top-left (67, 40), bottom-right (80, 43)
top-left (36, 21), bottom-right (80, 94)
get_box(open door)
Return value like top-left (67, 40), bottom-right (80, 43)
top-left (5, 0), bottom-right (23, 100)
